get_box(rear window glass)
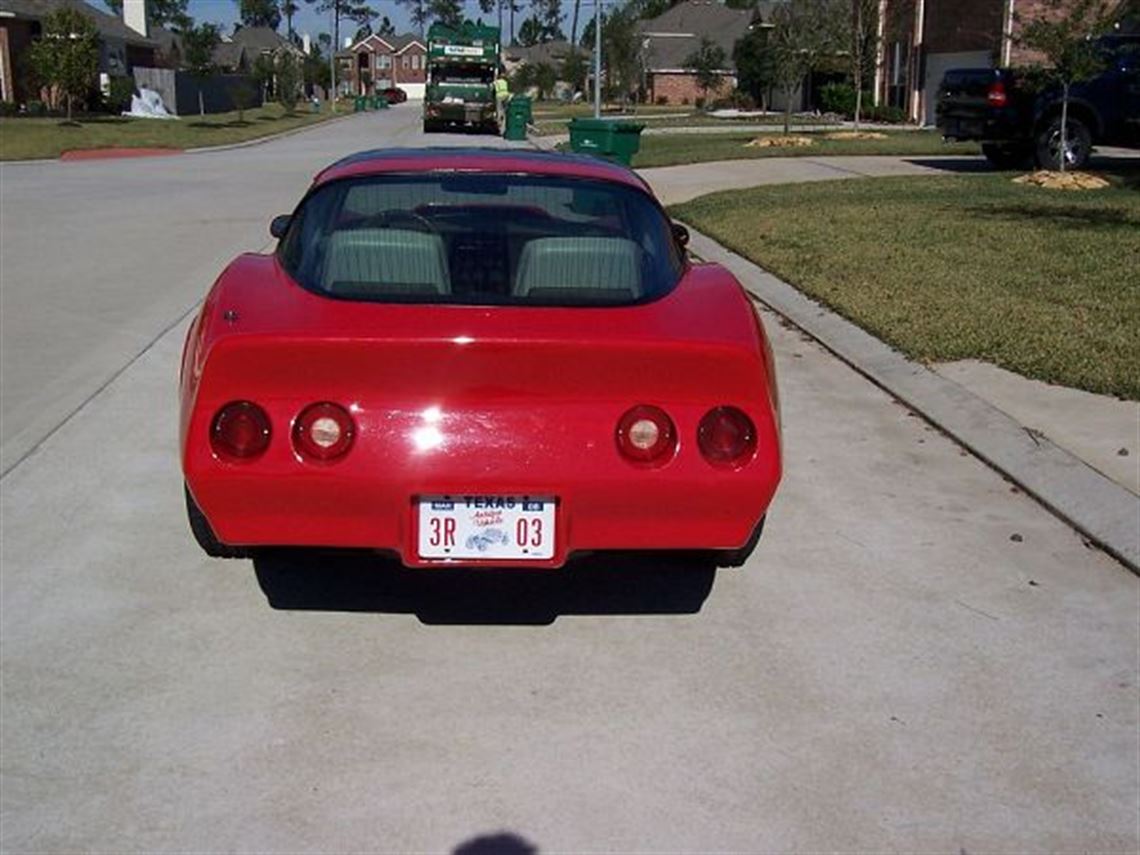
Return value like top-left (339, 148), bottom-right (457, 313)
top-left (278, 173), bottom-right (683, 306)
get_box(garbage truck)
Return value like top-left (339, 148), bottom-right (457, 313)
top-left (423, 21), bottom-right (503, 135)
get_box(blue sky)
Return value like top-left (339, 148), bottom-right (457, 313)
top-left (100, 0), bottom-right (522, 44)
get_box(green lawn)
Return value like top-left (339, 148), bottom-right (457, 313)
top-left (630, 129), bottom-right (979, 167)
top-left (531, 111), bottom-right (837, 136)
top-left (671, 173), bottom-right (1140, 399)
top-left (0, 103), bottom-right (343, 160)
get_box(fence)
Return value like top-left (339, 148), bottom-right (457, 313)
top-left (133, 67), bottom-right (263, 116)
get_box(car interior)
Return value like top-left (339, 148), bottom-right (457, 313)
top-left (282, 177), bottom-right (679, 306)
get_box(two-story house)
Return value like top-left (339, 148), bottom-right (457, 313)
top-left (339, 32), bottom-right (427, 99)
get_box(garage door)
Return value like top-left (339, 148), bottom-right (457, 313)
top-left (923, 50), bottom-right (993, 126)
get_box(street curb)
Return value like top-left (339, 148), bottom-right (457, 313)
top-left (684, 226), bottom-right (1140, 574)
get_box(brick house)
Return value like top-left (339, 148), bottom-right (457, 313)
top-left (875, 0), bottom-right (1134, 125)
top-left (0, 0), bottom-right (159, 104)
top-left (339, 32), bottom-right (427, 98)
top-left (638, 0), bottom-right (762, 105)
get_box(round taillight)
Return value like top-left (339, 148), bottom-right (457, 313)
top-left (698, 406), bottom-right (757, 467)
top-left (293, 402), bottom-right (355, 462)
top-left (616, 405), bottom-right (676, 464)
top-left (210, 401), bottom-right (271, 461)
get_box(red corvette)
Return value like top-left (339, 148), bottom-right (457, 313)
top-left (180, 149), bottom-right (781, 568)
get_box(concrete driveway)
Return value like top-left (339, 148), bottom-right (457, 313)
top-left (1, 107), bottom-right (1137, 852)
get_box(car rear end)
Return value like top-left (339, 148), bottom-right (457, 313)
top-left (181, 156), bottom-right (781, 568)
top-left (936, 68), bottom-right (1027, 142)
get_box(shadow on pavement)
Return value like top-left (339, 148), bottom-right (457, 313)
top-left (454, 831), bottom-right (539, 854)
top-left (903, 156), bottom-right (995, 173)
top-left (253, 548), bottom-right (716, 624)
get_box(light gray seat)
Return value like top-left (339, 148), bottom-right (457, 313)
top-left (322, 228), bottom-right (450, 296)
top-left (513, 236), bottom-right (642, 301)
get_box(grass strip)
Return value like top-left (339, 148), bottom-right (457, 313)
top-left (671, 172), bottom-right (1140, 399)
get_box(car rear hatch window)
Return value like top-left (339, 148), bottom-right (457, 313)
top-left (278, 172), bottom-right (683, 307)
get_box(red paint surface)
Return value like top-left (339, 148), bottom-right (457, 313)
top-left (61, 147), bottom-right (182, 161)
top-left (180, 153), bottom-right (782, 567)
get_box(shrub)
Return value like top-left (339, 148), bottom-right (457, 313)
top-left (863, 103), bottom-right (906, 123)
top-left (695, 95), bottom-right (705, 109)
top-left (26, 100), bottom-right (47, 116)
top-left (819, 82), bottom-right (856, 116)
top-left (105, 75), bottom-right (135, 112)
top-left (681, 96), bottom-right (690, 105)
top-left (655, 95), bottom-right (667, 105)
top-left (0, 101), bottom-right (19, 117)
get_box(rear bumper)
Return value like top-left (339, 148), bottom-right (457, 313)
top-left (427, 103), bottom-right (495, 124)
top-left (188, 468), bottom-right (778, 569)
top-left (938, 110), bottom-right (1028, 143)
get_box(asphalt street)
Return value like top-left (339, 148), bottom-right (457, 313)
top-left (1, 108), bottom-right (1137, 852)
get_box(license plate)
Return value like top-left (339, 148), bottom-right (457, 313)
top-left (417, 495), bottom-right (556, 560)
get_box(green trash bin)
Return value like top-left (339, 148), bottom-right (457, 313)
top-left (353, 95), bottom-right (366, 112)
top-left (567, 117), bottom-right (645, 166)
top-left (503, 95), bottom-right (532, 141)
top-left (375, 93), bottom-right (389, 109)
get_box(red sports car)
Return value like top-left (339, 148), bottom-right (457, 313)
top-left (180, 149), bottom-right (781, 568)
top-left (380, 87), bottom-right (408, 104)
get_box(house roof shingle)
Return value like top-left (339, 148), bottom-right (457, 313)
top-left (503, 39), bottom-right (575, 66)
top-left (638, 0), bottom-right (755, 72)
top-left (229, 25), bottom-right (296, 54)
top-left (0, 0), bottom-right (158, 46)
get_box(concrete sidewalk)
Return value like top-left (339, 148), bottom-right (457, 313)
top-left (685, 227), bottom-right (1140, 572)
top-left (640, 154), bottom-right (980, 204)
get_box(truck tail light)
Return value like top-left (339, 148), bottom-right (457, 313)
top-left (616, 405), bottom-right (676, 464)
top-left (986, 81), bottom-right (1008, 107)
top-left (698, 407), bottom-right (757, 468)
top-left (211, 401), bottom-right (271, 461)
top-left (293, 402), bottom-right (355, 462)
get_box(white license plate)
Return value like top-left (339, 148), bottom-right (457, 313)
top-left (417, 495), bottom-right (556, 560)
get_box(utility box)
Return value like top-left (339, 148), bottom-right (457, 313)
top-left (567, 118), bottom-right (645, 166)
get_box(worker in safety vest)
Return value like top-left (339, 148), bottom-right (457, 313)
top-left (494, 70), bottom-right (510, 128)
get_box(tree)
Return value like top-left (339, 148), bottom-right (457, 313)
top-left (601, 7), bottom-right (644, 105)
top-left (282, 0), bottom-right (299, 37)
top-left (769, 0), bottom-right (848, 133)
top-left (238, 0), bottom-right (282, 29)
top-left (570, 0), bottom-right (581, 49)
top-left (532, 60), bottom-right (558, 97)
top-left (1017, 0), bottom-right (1115, 172)
top-left (683, 36), bottom-right (726, 108)
top-left (733, 25), bottom-right (775, 108)
top-left (231, 77), bottom-right (259, 122)
top-left (304, 40), bottom-right (332, 91)
top-left (26, 8), bottom-right (100, 121)
top-left (518, 15), bottom-right (543, 45)
top-left (377, 15), bottom-right (397, 36)
top-left (181, 22), bottom-right (221, 115)
top-left (850, 0), bottom-right (879, 129)
top-left (275, 51), bottom-right (302, 110)
top-left (427, 0), bottom-right (464, 28)
top-left (104, 0), bottom-right (191, 30)
top-left (305, 0), bottom-right (376, 67)
top-left (531, 0), bottom-right (564, 42)
top-left (511, 62), bottom-right (536, 93)
top-left (561, 48), bottom-right (588, 93)
top-left (396, 0), bottom-right (430, 36)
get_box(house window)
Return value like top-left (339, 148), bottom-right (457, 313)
top-left (378, 54), bottom-right (391, 69)
top-left (402, 55), bottom-right (409, 68)
top-left (411, 54), bottom-right (419, 70)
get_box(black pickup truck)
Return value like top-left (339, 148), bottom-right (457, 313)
top-left (936, 34), bottom-right (1140, 169)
